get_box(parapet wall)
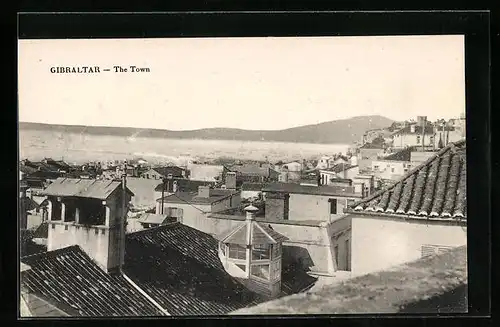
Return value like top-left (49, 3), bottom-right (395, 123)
top-left (231, 246), bottom-right (467, 315)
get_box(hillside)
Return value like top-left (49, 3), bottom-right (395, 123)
top-left (19, 115), bottom-right (393, 144)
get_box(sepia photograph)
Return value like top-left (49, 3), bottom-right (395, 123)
top-left (18, 34), bottom-right (467, 317)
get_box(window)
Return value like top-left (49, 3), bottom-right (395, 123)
top-left (429, 136), bottom-right (434, 143)
top-left (252, 244), bottom-right (270, 260)
top-left (251, 264), bottom-right (270, 280)
top-left (235, 264), bottom-right (246, 272)
top-left (374, 165), bottom-right (379, 171)
top-left (417, 136), bottom-right (421, 144)
top-left (228, 244), bottom-right (247, 260)
top-left (329, 199), bottom-right (338, 214)
top-left (391, 168), bottom-right (395, 173)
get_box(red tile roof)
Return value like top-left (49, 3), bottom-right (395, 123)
top-left (20, 246), bottom-right (164, 316)
top-left (124, 223), bottom-right (261, 315)
top-left (346, 140), bottom-right (466, 219)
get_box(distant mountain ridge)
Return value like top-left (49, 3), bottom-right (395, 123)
top-left (19, 115), bottom-right (394, 144)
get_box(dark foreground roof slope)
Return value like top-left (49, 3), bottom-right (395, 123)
top-left (347, 140), bottom-right (466, 219)
top-left (124, 223), bottom-right (261, 315)
top-left (20, 246), bottom-right (163, 316)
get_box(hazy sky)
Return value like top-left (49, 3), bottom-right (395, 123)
top-left (18, 35), bottom-right (465, 131)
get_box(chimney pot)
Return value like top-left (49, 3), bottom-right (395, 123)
top-left (244, 205), bottom-right (259, 220)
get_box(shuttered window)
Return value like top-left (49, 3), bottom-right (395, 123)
top-left (421, 244), bottom-right (454, 258)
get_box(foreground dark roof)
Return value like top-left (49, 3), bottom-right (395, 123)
top-left (20, 246), bottom-right (163, 316)
top-left (263, 182), bottom-right (361, 198)
top-left (124, 223), bottom-right (261, 315)
top-left (347, 140), bottom-right (466, 219)
top-left (41, 178), bottom-right (134, 200)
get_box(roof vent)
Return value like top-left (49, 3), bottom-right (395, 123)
top-left (244, 205), bottom-right (259, 220)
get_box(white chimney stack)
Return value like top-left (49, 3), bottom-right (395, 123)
top-left (410, 124), bottom-right (416, 133)
top-left (244, 205), bottom-right (259, 221)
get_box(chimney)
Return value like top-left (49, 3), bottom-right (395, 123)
top-left (410, 124), bottom-right (416, 133)
top-left (198, 185), bottom-right (210, 198)
top-left (244, 205), bottom-right (259, 221)
top-left (225, 172), bottom-right (237, 190)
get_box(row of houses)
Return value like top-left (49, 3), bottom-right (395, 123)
top-left (19, 139), bottom-right (467, 317)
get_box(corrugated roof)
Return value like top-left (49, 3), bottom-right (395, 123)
top-left (40, 178), bottom-right (134, 200)
top-left (262, 182), bottom-right (361, 198)
top-left (20, 246), bottom-right (164, 316)
top-left (347, 140), bottom-right (466, 219)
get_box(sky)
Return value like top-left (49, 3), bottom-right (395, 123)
top-left (18, 35), bottom-right (465, 131)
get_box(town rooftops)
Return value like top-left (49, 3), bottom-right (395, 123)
top-left (215, 221), bottom-right (289, 245)
top-left (230, 165), bottom-right (276, 177)
top-left (380, 147), bottom-right (414, 162)
top-left (154, 178), bottom-right (215, 192)
top-left (40, 178), bottom-right (134, 200)
top-left (124, 223), bottom-right (261, 315)
top-left (20, 245), bottom-right (164, 316)
top-left (391, 124), bottom-right (435, 136)
top-left (320, 163), bottom-right (358, 174)
top-left (151, 166), bottom-right (186, 177)
top-left (156, 189), bottom-right (237, 205)
top-left (262, 182), bottom-right (361, 198)
top-left (360, 142), bottom-right (385, 150)
top-left (346, 140), bottom-right (466, 219)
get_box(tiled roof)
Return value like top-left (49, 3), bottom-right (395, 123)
top-left (215, 221), bottom-right (289, 245)
top-left (41, 178), bottom-right (134, 200)
top-left (360, 142), bottom-right (385, 149)
top-left (263, 182), bottom-right (360, 198)
top-left (347, 140), bottom-right (466, 219)
top-left (124, 224), bottom-right (261, 315)
top-left (20, 246), bottom-right (164, 316)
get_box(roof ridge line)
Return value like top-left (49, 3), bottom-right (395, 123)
top-left (219, 223), bottom-right (246, 242)
top-left (350, 141), bottom-right (462, 209)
